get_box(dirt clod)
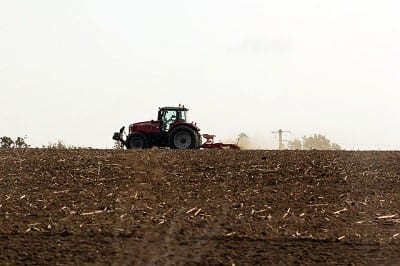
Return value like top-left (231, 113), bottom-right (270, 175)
top-left (1, 149), bottom-right (399, 264)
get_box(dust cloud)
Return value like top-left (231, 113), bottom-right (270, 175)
top-left (222, 133), bottom-right (276, 150)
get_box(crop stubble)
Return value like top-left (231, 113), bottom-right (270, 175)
top-left (0, 149), bottom-right (399, 265)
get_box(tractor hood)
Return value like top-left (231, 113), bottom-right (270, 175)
top-left (129, 120), bottom-right (160, 134)
top-left (130, 121), bottom-right (153, 127)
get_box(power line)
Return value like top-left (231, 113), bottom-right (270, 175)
top-left (272, 129), bottom-right (291, 150)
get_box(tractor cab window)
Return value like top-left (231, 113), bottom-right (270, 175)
top-left (161, 110), bottom-right (178, 131)
top-left (180, 110), bottom-right (188, 122)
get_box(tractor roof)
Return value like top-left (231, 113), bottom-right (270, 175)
top-left (159, 106), bottom-right (189, 111)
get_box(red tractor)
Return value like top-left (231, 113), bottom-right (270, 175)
top-left (113, 106), bottom-right (202, 149)
top-left (113, 105), bottom-right (239, 150)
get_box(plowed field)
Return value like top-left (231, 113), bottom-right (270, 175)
top-left (1, 149), bottom-right (400, 265)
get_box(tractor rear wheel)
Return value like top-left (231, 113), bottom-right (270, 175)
top-left (168, 126), bottom-right (198, 149)
top-left (126, 133), bottom-right (148, 149)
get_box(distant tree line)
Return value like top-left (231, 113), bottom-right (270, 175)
top-left (287, 134), bottom-right (341, 150)
top-left (0, 136), bottom-right (88, 149)
top-left (1, 133), bottom-right (340, 150)
top-left (42, 140), bottom-right (69, 149)
top-left (0, 136), bottom-right (29, 148)
top-left (42, 140), bottom-right (90, 149)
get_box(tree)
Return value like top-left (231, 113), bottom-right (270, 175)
top-left (287, 138), bottom-right (302, 150)
top-left (303, 134), bottom-right (332, 150)
top-left (287, 134), bottom-right (341, 150)
top-left (43, 140), bottom-right (68, 149)
top-left (331, 143), bottom-right (341, 150)
top-left (15, 136), bottom-right (29, 148)
top-left (237, 133), bottom-right (250, 149)
top-left (0, 136), bottom-right (14, 148)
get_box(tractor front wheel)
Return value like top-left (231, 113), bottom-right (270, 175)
top-left (169, 126), bottom-right (198, 149)
top-left (126, 133), bottom-right (148, 149)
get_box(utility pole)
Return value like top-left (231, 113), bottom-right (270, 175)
top-left (272, 129), bottom-right (291, 150)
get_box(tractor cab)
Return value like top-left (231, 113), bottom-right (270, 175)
top-left (158, 106), bottom-right (188, 131)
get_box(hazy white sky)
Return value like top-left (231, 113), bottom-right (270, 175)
top-left (1, 0), bottom-right (399, 149)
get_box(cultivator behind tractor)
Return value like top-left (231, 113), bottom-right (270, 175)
top-left (112, 105), bottom-right (240, 150)
top-left (200, 134), bottom-right (240, 149)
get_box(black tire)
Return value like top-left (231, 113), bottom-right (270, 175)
top-left (126, 132), bottom-right (148, 149)
top-left (168, 126), bottom-right (198, 149)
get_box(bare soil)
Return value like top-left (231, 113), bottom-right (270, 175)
top-left (0, 149), bottom-right (399, 265)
